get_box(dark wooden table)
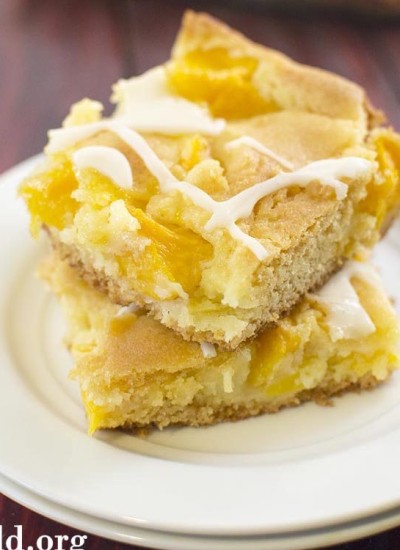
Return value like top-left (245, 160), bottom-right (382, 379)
top-left (1, 1), bottom-right (400, 548)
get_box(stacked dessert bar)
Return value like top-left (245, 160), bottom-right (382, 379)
top-left (21, 12), bottom-right (400, 432)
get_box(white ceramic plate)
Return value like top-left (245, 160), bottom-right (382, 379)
top-left (2, 157), bottom-right (400, 538)
top-left (3, 472), bottom-right (400, 550)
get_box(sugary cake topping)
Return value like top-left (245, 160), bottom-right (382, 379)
top-left (55, 121), bottom-right (373, 260)
top-left (225, 136), bottom-right (294, 171)
top-left (73, 146), bottom-right (133, 190)
top-left (202, 157), bottom-right (368, 235)
top-left (46, 66), bottom-right (374, 261)
top-left (314, 261), bottom-right (381, 340)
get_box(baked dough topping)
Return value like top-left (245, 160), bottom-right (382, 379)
top-left (46, 67), bottom-right (373, 261)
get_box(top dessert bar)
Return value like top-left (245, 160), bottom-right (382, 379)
top-left (21, 11), bottom-right (400, 348)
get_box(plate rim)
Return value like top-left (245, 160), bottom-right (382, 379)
top-left (2, 472), bottom-right (400, 550)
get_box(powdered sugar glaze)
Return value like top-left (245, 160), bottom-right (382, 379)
top-left (46, 67), bottom-right (374, 261)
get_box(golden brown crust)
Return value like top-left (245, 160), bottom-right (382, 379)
top-left (174, 11), bottom-right (368, 127)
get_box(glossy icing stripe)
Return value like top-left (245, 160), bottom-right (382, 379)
top-left (46, 65), bottom-right (373, 261)
top-left (49, 120), bottom-right (372, 260)
top-left (313, 261), bottom-right (380, 341)
top-left (226, 136), bottom-right (294, 171)
top-left (73, 146), bottom-right (133, 189)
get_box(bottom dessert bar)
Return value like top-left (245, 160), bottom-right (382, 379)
top-left (41, 255), bottom-right (400, 433)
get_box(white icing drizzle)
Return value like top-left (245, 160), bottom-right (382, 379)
top-left (314, 261), bottom-right (379, 341)
top-left (47, 66), bottom-right (224, 150)
top-left (200, 342), bottom-right (217, 358)
top-left (111, 67), bottom-right (225, 135)
top-left (203, 157), bottom-right (367, 249)
top-left (226, 136), bottom-right (294, 171)
top-left (73, 146), bottom-right (133, 189)
top-left (46, 66), bottom-right (374, 262)
top-left (115, 303), bottom-right (140, 318)
top-left (48, 118), bottom-right (372, 261)
top-left (47, 122), bottom-right (110, 154)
